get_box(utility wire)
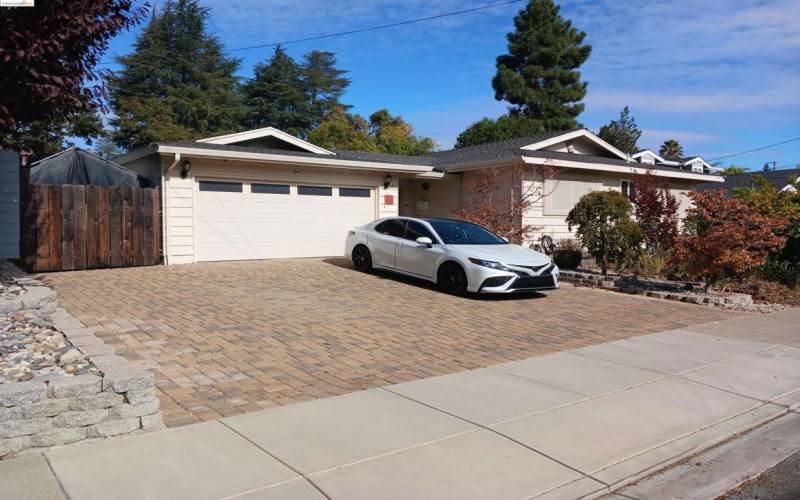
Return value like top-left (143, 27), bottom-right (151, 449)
top-left (228, 0), bottom-right (524, 52)
top-left (97, 0), bottom-right (523, 66)
top-left (708, 136), bottom-right (800, 162)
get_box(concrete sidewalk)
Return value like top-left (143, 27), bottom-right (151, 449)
top-left (3, 309), bottom-right (799, 500)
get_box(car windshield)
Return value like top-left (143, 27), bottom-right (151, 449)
top-left (425, 219), bottom-right (507, 245)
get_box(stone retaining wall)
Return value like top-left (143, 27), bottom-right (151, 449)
top-left (0, 262), bottom-right (163, 458)
top-left (560, 270), bottom-right (754, 308)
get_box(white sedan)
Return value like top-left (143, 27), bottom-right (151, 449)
top-left (344, 217), bottom-right (559, 295)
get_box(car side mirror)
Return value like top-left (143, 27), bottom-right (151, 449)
top-left (416, 236), bottom-right (433, 247)
top-left (501, 237), bottom-right (510, 243)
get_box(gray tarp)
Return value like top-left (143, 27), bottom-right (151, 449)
top-left (30, 147), bottom-right (146, 187)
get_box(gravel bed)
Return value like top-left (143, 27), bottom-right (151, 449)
top-left (1, 311), bottom-right (99, 384)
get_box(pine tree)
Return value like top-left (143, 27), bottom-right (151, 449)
top-left (93, 134), bottom-right (122, 159)
top-left (303, 51), bottom-right (351, 130)
top-left (109, 0), bottom-right (244, 151)
top-left (243, 48), bottom-right (350, 137)
top-left (492, 0), bottom-right (591, 131)
top-left (659, 139), bottom-right (683, 161)
top-left (242, 46), bottom-right (308, 135)
top-left (598, 107), bottom-right (641, 154)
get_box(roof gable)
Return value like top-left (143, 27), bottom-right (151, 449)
top-left (196, 127), bottom-right (335, 155)
top-left (520, 129), bottom-right (629, 160)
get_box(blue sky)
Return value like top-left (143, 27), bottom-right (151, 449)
top-left (99, 0), bottom-right (800, 171)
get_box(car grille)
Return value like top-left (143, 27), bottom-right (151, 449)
top-left (511, 275), bottom-right (556, 290)
top-left (511, 263), bottom-right (550, 273)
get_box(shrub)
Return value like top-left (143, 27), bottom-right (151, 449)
top-left (631, 172), bottom-right (679, 251)
top-left (671, 190), bottom-right (788, 291)
top-left (631, 249), bottom-right (669, 278)
top-left (566, 190), bottom-right (643, 275)
top-left (554, 238), bottom-right (582, 252)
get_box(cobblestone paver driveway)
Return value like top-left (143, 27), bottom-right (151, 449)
top-left (41, 259), bottom-right (738, 427)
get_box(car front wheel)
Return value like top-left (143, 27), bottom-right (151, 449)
top-left (352, 245), bottom-right (373, 272)
top-left (437, 262), bottom-right (468, 295)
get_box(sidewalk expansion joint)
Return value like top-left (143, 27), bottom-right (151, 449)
top-left (380, 386), bottom-right (607, 487)
top-left (218, 420), bottom-right (333, 500)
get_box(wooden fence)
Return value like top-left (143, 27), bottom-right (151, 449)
top-left (21, 185), bottom-right (161, 272)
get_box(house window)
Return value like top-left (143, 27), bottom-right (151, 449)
top-left (199, 181), bottom-right (242, 192)
top-left (621, 180), bottom-right (635, 200)
top-left (251, 183), bottom-right (290, 194)
top-left (297, 185), bottom-right (332, 196)
top-left (691, 163), bottom-right (704, 173)
top-left (339, 187), bottom-right (371, 198)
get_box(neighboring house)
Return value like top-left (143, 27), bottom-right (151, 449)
top-left (30, 147), bottom-right (145, 188)
top-left (697, 168), bottom-right (799, 193)
top-left (0, 150), bottom-right (20, 259)
top-left (631, 149), bottom-right (718, 174)
top-left (116, 127), bottom-right (723, 264)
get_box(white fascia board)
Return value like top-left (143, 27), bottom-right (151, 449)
top-left (521, 155), bottom-right (725, 182)
top-left (780, 184), bottom-right (798, 193)
top-left (155, 145), bottom-right (435, 174)
top-left (520, 129), bottom-right (629, 160)
top-left (632, 149), bottom-right (666, 162)
top-left (415, 170), bottom-right (446, 179)
top-left (196, 127), bottom-right (335, 156)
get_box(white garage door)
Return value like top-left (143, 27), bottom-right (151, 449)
top-left (195, 180), bottom-right (375, 261)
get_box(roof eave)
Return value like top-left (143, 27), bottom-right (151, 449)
top-left (153, 144), bottom-right (436, 174)
top-left (521, 155), bottom-right (725, 182)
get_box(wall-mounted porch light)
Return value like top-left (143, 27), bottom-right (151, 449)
top-left (383, 174), bottom-right (393, 189)
top-left (180, 159), bottom-right (192, 179)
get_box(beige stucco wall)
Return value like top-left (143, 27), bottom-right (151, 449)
top-left (399, 174), bottom-right (462, 218)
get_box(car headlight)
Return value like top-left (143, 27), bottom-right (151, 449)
top-left (468, 258), bottom-right (512, 271)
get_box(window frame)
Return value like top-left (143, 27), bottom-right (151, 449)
top-left (374, 219), bottom-right (407, 238)
top-left (297, 185), bottom-right (333, 196)
top-left (620, 179), bottom-right (634, 200)
top-left (402, 220), bottom-right (437, 243)
top-left (251, 183), bottom-right (290, 195)
top-left (198, 180), bottom-right (243, 193)
top-left (338, 187), bottom-right (372, 198)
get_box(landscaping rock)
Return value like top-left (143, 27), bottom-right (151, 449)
top-left (0, 417), bottom-right (51, 438)
top-left (87, 417), bottom-right (140, 438)
top-left (103, 369), bottom-right (154, 393)
top-left (30, 426), bottom-right (86, 447)
top-left (0, 435), bottom-right (29, 457)
top-left (53, 409), bottom-right (109, 427)
top-left (48, 374), bottom-right (102, 398)
top-left (69, 392), bottom-right (124, 411)
top-left (125, 387), bottom-right (156, 405)
top-left (0, 380), bottom-right (46, 406)
top-left (110, 398), bottom-right (159, 419)
top-left (16, 398), bottom-right (70, 418)
top-left (140, 413), bottom-right (165, 432)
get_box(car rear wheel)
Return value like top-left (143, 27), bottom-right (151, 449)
top-left (438, 262), bottom-right (468, 295)
top-left (352, 245), bottom-right (373, 272)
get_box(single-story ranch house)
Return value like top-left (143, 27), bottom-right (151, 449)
top-left (116, 127), bottom-right (723, 264)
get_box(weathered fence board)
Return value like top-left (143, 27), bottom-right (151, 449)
top-left (21, 185), bottom-right (161, 272)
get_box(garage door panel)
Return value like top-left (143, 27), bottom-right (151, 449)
top-left (195, 181), bottom-right (376, 261)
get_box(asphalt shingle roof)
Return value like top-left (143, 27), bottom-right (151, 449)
top-left (697, 168), bottom-right (799, 191)
top-left (159, 130), bottom-right (715, 176)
